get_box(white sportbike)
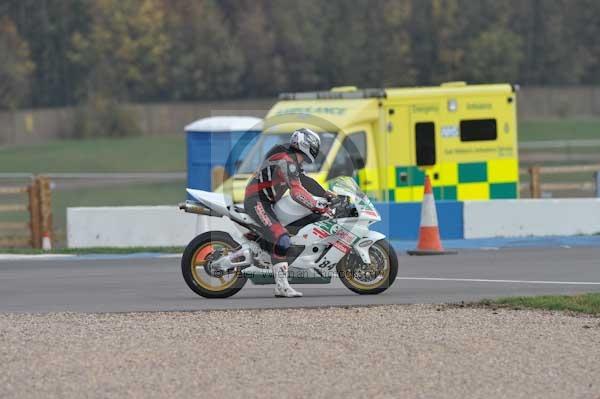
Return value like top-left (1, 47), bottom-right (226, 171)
top-left (178, 177), bottom-right (398, 298)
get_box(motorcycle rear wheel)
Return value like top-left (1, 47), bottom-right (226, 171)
top-left (337, 239), bottom-right (398, 295)
top-left (181, 231), bottom-right (247, 298)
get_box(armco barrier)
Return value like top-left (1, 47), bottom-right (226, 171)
top-left (463, 199), bottom-right (600, 238)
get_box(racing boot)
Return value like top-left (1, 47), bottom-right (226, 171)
top-left (272, 262), bottom-right (303, 298)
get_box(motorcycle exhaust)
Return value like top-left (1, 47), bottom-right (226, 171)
top-left (178, 200), bottom-right (213, 216)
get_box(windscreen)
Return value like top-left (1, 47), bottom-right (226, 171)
top-left (329, 176), bottom-right (361, 198)
top-left (237, 132), bottom-right (336, 174)
top-left (329, 176), bottom-right (380, 221)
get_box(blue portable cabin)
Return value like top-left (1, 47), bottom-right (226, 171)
top-left (185, 116), bottom-right (262, 191)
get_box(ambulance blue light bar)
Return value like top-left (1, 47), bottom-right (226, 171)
top-left (278, 88), bottom-right (386, 100)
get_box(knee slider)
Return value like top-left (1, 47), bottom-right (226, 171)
top-left (273, 234), bottom-right (291, 257)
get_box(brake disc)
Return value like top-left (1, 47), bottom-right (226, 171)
top-left (349, 248), bottom-right (385, 283)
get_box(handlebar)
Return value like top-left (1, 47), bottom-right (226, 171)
top-left (328, 195), bottom-right (357, 218)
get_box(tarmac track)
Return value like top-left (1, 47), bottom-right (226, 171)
top-left (1, 247), bottom-right (600, 313)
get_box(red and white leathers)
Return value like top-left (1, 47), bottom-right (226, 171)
top-left (244, 144), bottom-right (331, 261)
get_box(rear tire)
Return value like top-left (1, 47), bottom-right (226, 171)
top-left (337, 239), bottom-right (398, 295)
top-left (181, 231), bottom-right (247, 298)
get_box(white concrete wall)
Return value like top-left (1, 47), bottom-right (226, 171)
top-left (68, 199), bottom-right (600, 247)
top-left (67, 206), bottom-right (236, 248)
top-left (464, 199), bottom-right (600, 239)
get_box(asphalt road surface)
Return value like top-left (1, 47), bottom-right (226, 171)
top-left (1, 247), bottom-right (600, 313)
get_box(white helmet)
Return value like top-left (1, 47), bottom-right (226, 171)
top-left (290, 128), bottom-right (321, 163)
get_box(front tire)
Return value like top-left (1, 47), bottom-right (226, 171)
top-left (337, 239), bottom-right (398, 295)
top-left (181, 231), bottom-right (247, 298)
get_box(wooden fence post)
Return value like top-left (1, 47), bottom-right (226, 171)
top-left (529, 166), bottom-right (541, 198)
top-left (28, 178), bottom-right (42, 248)
top-left (38, 176), bottom-right (53, 244)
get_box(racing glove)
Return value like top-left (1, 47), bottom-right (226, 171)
top-left (314, 198), bottom-right (335, 218)
top-left (324, 190), bottom-right (337, 201)
top-left (314, 198), bottom-right (329, 211)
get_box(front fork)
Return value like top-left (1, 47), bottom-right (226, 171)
top-left (350, 230), bottom-right (388, 264)
top-left (352, 238), bottom-right (374, 264)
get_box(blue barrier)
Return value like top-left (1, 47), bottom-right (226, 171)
top-left (372, 201), bottom-right (464, 240)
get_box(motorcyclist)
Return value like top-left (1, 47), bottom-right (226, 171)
top-left (244, 128), bottom-right (334, 298)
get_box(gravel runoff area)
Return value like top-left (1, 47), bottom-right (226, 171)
top-left (1, 305), bottom-right (599, 399)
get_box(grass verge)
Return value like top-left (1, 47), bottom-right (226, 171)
top-left (519, 118), bottom-right (600, 141)
top-left (1, 119), bottom-right (599, 173)
top-left (0, 247), bottom-right (184, 255)
top-left (0, 136), bottom-right (186, 173)
top-left (479, 293), bottom-right (600, 315)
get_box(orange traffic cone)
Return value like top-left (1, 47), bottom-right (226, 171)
top-left (407, 175), bottom-right (457, 256)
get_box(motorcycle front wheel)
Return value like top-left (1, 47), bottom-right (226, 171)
top-left (181, 231), bottom-right (247, 298)
top-left (337, 239), bottom-right (398, 295)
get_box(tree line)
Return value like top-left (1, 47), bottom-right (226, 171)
top-left (1, 0), bottom-right (600, 111)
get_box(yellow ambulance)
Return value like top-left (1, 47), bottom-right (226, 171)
top-left (221, 82), bottom-right (519, 203)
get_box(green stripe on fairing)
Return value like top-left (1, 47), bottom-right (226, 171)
top-left (458, 162), bottom-right (487, 183)
top-left (490, 182), bottom-right (518, 199)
